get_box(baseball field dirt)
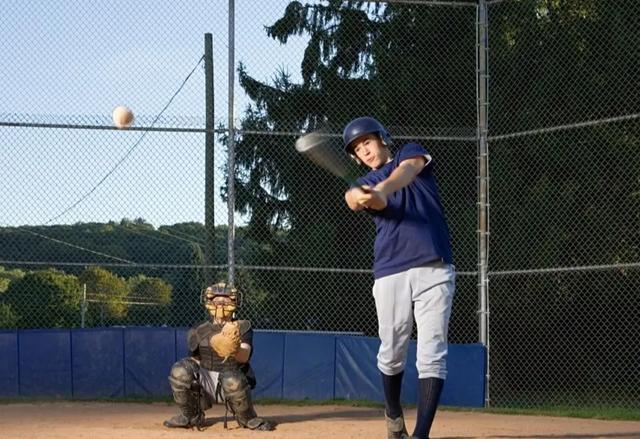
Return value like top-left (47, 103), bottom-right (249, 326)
top-left (1, 402), bottom-right (639, 438)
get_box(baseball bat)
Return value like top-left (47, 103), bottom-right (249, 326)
top-left (294, 132), bottom-right (362, 187)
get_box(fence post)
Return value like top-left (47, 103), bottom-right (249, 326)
top-left (227, 0), bottom-right (236, 287)
top-left (476, 0), bottom-right (490, 407)
top-left (204, 32), bottom-right (215, 285)
top-left (80, 283), bottom-right (87, 328)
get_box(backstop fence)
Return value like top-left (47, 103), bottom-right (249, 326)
top-left (1, 0), bottom-right (638, 409)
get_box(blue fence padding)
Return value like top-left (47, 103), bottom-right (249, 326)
top-left (335, 335), bottom-right (383, 401)
top-left (401, 341), bottom-right (419, 404)
top-left (251, 331), bottom-right (285, 399)
top-left (19, 329), bottom-right (72, 397)
top-left (283, 333), bottom-right (336, 400)
top-left (123, 327), bottom-right (175, 396)
top-left (72, 328), bottom-right (124, 398)
top-left (440, 343), bottom-right (486, 407)
top-left (334, 336), bottom-right (486, 407)
top-left (0, 328), bottom-right (485, 406)
top-left (175, 328), bottom-right (189, 360)
top-left (0, 331), bottom-right (19, 396)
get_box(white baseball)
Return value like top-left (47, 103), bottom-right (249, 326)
top-left (112, 106), bottom-right (134, 128)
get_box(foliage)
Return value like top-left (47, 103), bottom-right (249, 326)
top-left (227, 0), bottom-right (640, 405)
top-left (126, 274), bottom-right (173, 326)
top-left (3, 269), bottom-right (81, 328)
top-left (0, 266), bottom-right (25, 293)
top-left (0, 303), bottom-right (20, 328)
top-left (79, 266), bottom-right (129, 323)
top-left (128, 275), bottom-right (172, 306)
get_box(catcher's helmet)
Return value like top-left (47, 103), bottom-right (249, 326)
top-left (202, 283), bottom-right (240, 320)
top-left (342, 117), bottom-right (392, 152)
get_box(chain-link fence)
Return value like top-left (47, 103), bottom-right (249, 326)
top-left (1, 0), bottom-right (638, 409)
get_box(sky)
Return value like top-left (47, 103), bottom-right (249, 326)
top-left (1, 0), bottom-right (311, 228)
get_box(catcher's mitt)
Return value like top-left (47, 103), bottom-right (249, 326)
top-left (210, 321), bottom-right (241, 361)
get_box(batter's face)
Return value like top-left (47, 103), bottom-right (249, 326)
top-left (351, 134), bottom-right (390, 169)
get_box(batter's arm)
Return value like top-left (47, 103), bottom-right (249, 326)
top-left (359, 157), bottom-right (426, 210)
top-left (375, 156), bottom-right (426, 196)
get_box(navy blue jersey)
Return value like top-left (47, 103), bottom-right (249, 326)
top-left (357, 143), bottom-right (453, 279)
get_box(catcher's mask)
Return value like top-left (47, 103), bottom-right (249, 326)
top-left (202, 283), bottom-right (239, 321)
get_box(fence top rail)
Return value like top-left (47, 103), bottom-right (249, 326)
top-left (490, 262), bottom-right (640, 276)
top-left (386, 0), bottom-right (477, 6)
top-left (489, 113), bottom-right (640, 141)
top-left (0, 120), bottom-right (215, 134)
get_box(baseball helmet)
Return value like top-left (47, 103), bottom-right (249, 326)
top-left (342, 117), bottom-right (392, 152)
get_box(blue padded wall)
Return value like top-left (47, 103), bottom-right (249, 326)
top-left (252, 331), bottom-right (285, 399)
top-left (0, 328), bottom-right (485, 406)
top-left (0, 331), bottom-right (19, 396)
top-left (19, 329), bottom-right (72, 397)
top-left (283, 333), bottom-right (336, 400)
top-left (401, 341), bottom-right (419, 404)
top-left (124, 327), bottom-right (175, 396)
top-left (72, 328), bottom-right (124, 398)
top-left (335, 335), bottom-right (485, 407)
top-left (175, 328), bottom-right (189, 360)
top-left (335, 336), bottom-right (382, 402)
top-left (441, 344), bottom-right (486, 406)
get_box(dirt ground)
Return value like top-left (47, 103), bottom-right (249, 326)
top-left (1, 402), bottom-right (639, 439)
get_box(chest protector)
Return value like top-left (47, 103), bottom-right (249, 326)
top-left (188, 320), bottom-right (251, 371)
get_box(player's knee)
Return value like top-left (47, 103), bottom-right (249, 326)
top-left (417, 360), bottom-right (447, 380)
top-left (169, 359), bottom-right (198, 390)
top-left (378, 361), bottom-right (405, 376)
top-left (220, 370), bottom-right (246, 393)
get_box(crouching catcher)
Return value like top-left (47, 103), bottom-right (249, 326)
top-left (163, 283), bottom-right (275, 431)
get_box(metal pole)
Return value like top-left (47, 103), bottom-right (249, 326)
top-left (476, 0), bottom-right (491, 406)
top-left (81, 283), bottom-right (87, 328)
top-left (204, 33), bottom-right (215, 285)
top-left (227, 0), bottom-right (236, 286)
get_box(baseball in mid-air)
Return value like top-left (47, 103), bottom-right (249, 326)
top-left (112, 105), bottom-right (134, 129)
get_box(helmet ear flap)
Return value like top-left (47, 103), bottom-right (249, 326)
top-left (380, 130), bottom-right (392, 146)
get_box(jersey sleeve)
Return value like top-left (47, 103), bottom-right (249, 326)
top-left (397, 143), bottom-right (432, 169)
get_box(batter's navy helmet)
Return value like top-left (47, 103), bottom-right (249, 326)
top-left (342, 117), bottom-right (392, 152)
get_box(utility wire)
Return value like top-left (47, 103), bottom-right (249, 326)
top-left (44, 55), bottom-right (205, 225)
top-left (15, 227), bottom-right (134, 264)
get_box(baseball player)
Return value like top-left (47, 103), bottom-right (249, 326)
top-left (343, 117), bottom-right (456, 439)
top-left (163, 283), bottom-right (274, 431)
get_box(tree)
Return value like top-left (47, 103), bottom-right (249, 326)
top-left (79, 266), bottom-right (129, 325)
top-left (3, 269), bottom-right (81, 328)
top-left (0, 303), bottom-right (20, 328)
top-left (224, 1), bottom-right (477, 334)
top-left (126, 274), bottom-right (172, 325)
top-left (0, 266), bottom-right (25, 293)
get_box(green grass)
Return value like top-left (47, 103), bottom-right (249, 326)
top-left (448, 405), bottom-right (640, 421)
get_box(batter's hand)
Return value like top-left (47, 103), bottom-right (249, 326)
top-left (356, 185), bottom-right (387, 210)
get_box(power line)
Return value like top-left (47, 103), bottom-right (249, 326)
top-left (13, 227), bottom-right (134, 264)
top-left (44, 55), bottom-right (205, 225)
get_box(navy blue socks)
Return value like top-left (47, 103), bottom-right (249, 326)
top-left (381, 371), bottom-right (404, 419)
top-left (412, 377), bottom-right (444, 438)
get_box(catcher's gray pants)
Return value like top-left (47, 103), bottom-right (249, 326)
top-left (373, 261), bottom-right (455, 379)
top-left (199, 369), bottom-right (222, 404)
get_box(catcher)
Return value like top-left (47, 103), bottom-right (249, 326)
top-left (163, 283), bottom-right (274, 431)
